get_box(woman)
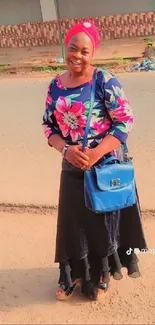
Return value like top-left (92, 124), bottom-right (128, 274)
top-left (42, 21), bottom-right (147, 301)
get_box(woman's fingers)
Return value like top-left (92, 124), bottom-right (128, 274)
top-left (76, 149), bottom-right (89, 161)
top-left (65, 145), bottom-right (89, 169)
top-left (77, 151), bottom-right (89, 160)
top-left (72, 159), bottom-right (85, 169)
top-left (75, 154), bottom-right (89, 167)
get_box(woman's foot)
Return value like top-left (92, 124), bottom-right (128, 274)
top-left (94, 280), bottom-right (108, 301)
top-left (81, 279), bottom-right (108, 301)
top-left (56, 279), bottom-right (80, 301)
top-left (95, 274), bottom-right (109, 300)
top-left (56, 284), bottom-right (72, 301)
top-left (96, 289), bottom-right (107, 300)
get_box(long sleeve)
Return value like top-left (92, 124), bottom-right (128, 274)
top-left (104, 75), bottom-right (134, 143)
top-left (42, 82), bottom-right (60, 139)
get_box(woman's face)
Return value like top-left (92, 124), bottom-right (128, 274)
top-left (65, 32), bottom-right (94, 74)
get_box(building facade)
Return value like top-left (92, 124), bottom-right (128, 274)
top-left (0, 0), bottom-right (155, 48)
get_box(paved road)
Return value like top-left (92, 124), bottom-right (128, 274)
top-left (0, 73), bottom-right (155, 209)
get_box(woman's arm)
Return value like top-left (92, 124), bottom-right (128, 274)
top-left (43, 83), bottom-right (89, 168)
top-left (43, 83), bottom-right (61, 140)
top-left (84, 134), bottom-right (121, 168)
top-left (84, 73), bottom-right (134, 168)
top-left (104, 75), bottom-right (134, 144)
top-left (48, 134), bottom-right (66, 153)
top-left (92, 134), bottom-right (121, 158)
top-left (48, 134), bottom-right (89, 168)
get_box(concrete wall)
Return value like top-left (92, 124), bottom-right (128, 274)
top-left (0, 0), bottom-right (154, 26)
top-left (58, 0), bottom-right (155, 19)
top-left (40, 0), bottom-right (57, 21)
top-left (0, 0), bottom-right (42, 25)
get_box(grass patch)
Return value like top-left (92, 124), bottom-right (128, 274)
top-left (0, 63), bottom-right (9, 71)
top-left (123, 58), bottom-right (132, 64)
top-left (112, 57), bottom-right (124, 61)
top-left (32, 65), bottom-right (65, 72)
top-left (112, 57), bottom-right (131, 64)
top-left (143, 38), bottom-right (153, 45)
top-left (0, 67), bottom-right (9, 73)
top-left (0, 64), bottom-right (10, 73)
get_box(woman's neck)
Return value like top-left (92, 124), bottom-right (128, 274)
top-left (59, 65), bottom-right (95, 88)
top-left (69, 65), bottom-right (94, 80)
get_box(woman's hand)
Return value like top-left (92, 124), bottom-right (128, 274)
top-left (82, 147), bottom-right (101, 169)
top-left (65, 145), bottom-right (89, 169)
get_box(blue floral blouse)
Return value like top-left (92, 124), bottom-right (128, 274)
top-left (42, 69), bottom-right (134, 147)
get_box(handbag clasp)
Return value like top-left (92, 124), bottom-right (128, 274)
top-left (110, 179), bottom-right (121, 187)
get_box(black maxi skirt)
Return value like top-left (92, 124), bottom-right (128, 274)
top-left (55, 157), bottom-right (147, 300)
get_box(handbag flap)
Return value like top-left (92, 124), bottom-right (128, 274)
top-left (94, 162), bottom-right (134, 191)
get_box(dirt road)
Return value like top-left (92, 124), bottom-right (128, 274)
top-left (0, 208), bottom-right (155, 324)
top-left (0, 73), bottom-right (155, 209)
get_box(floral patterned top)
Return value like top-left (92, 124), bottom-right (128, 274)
top-left (42, 69), bottom-right (134, 147)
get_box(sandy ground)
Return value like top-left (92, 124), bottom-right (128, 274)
top-left (0, 208), bottom-right (155, 324)
top-left (0, 73), bottom-right (155, 209)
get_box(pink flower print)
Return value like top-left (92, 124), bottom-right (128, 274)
top-left (54, 97), bottom-right (87, 141)
top-left (110, 106), bottom-right (134, 123)
top-left (43, 125), bottom-right (52, 138)
top-left (55, 75), bottom-right (65, 89)
top-left (46, 88), bottom-right (52, 109)
top-left (46, 94), bottom-right (52, 105)
top-left (93, 118), bottom-right (111, 134)
top-left (117, 96), bottom-right (131, 110)
top-left (117, 97), bottom-right (128, 107)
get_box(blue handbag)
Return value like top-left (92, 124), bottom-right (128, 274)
top-left (82, 69), bottom-right (137, 213)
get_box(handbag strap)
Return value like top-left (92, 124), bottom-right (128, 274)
top-left (103, 156), bottom-right (120, 165)
top-left (82, 68), bottom-right (97, 151)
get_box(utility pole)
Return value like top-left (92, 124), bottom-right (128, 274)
top-left (55, 0), bottom-right (65, 61)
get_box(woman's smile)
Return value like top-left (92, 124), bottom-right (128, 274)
top-left (70, 60), bottom-right (82, 66)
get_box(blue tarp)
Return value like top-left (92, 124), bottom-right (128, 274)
top-left (130, 58), bottom-right (155, 72)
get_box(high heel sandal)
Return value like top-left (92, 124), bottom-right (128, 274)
top-left (56, 279), bottom-right (81, 301)
top-left (96, 273), bottom-right (109, 300)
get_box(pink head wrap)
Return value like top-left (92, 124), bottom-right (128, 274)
top-left (64, 21), bottom-right (100, 54)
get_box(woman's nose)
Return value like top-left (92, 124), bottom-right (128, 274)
top-left (73, 51), bottom-right (82, 59)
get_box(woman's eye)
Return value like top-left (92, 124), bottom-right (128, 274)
top-left (82, 51), bottom-right (89, 56)
top-left (70, 47), bottom-right (76, 52)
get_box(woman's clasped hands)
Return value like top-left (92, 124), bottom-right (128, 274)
top-left (65, 145), bottom-right (101, 170)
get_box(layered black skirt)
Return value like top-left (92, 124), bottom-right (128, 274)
top-left (55, 158), bottom-right (147, 299)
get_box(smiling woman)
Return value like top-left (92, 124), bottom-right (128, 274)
top-left (42, 21), bottom-right (147, 302)
top-left (66, 33), bottom-right (93, 74)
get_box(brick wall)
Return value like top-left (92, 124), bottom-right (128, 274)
top-left (0, 12), bottom-right (154, 48)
